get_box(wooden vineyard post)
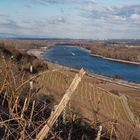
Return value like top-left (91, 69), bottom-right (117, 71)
top-left (29, 65), bottom-right (33, 90)
top-left (36, 68), bottom-right (85, 140)
top-left (95, 125), bottom-right (103, 140)
top-left (30, 65), bottom-right (33, 73)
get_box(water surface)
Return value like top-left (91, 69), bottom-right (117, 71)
top-left (43, 45), bottom-right (140, 83)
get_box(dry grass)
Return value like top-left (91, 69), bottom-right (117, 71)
top-left (0, 58), bottom-right (52, 139)
top-left (0, 57), bottom-right (110, 140)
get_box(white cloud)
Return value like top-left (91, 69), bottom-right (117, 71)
top-left (0, 19), bottom-right (11, 25)
top-left (48, 16), bottom-right (67, 25)
top-left (113, 15), bottom-right (126, 21)
top-left (130, 13), bottom-right (140, 21)
top-left (85, 0), bottom-right (96, 3)
top-left (81, 4), bottom-right (140, 23)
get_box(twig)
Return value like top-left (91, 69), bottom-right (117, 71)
top-left (21, 98), bottom-right (28, 118)
top-left (11, 95), bottom-right (19, 113)
top-left (2, 91), bottom-right (7, 106)
top-left (29, 100), bottom-right (35, 127)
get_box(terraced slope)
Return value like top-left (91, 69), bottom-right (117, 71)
top-left (36, 70), bottom-right (140, 139)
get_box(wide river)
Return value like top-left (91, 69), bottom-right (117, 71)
top-left (43, 45), bottom-right (140, 83)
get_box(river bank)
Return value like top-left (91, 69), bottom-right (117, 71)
top-left (26, 47), bottom-right (140, 91)
top-left (90, 53), bottom-right (140, 65)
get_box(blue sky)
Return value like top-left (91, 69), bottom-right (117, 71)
top-left (0, 0), bottom-right (140, 39)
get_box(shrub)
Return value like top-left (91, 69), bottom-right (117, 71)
top-left (112, 74), bottom-right (123, 80)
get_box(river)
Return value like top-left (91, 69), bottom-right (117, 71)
top-left (43, 45), bottom-right (140, 83)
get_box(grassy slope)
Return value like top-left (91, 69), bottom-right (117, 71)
top-left (0, 43), bottom-right (109, 139)
top-left (36, 70), bottom-right (140, 139)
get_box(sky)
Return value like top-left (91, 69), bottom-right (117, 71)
top-left (0, 0), bottom-right (140, 39)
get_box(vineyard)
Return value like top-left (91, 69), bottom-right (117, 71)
top-left (37, 70), bottom-right (140, 139)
